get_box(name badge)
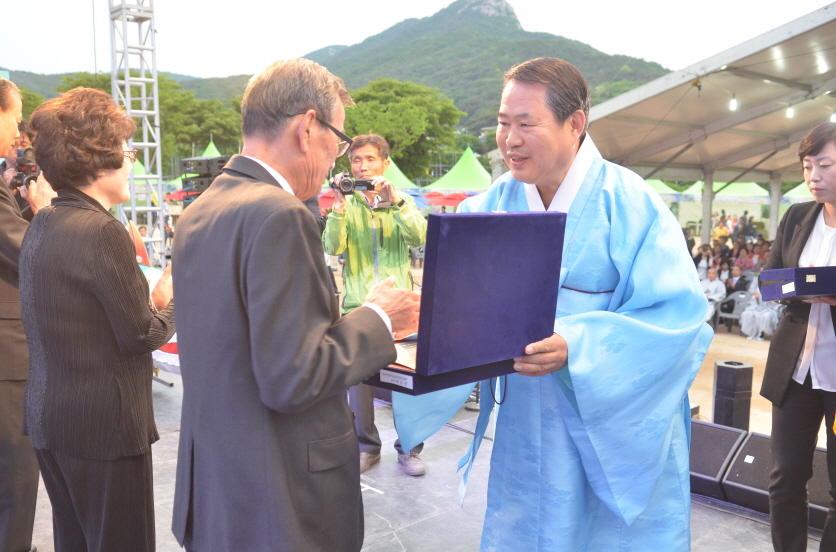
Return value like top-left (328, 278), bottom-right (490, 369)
top-left (379, 369), bottom-right (414, 390)
top-left (807, 274), bottom-right (817, 283)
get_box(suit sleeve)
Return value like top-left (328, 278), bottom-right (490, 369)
top-left (246, 204), bottom-right (396, 414)
top-left (93, 220), bottom-right (175, 356)
top-left (0, 181), bottom-right (29, 272)
top-left (303, 195), bottom-right (327, 234)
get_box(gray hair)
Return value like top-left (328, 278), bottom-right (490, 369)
top-left (0, 78), bottom-right (21, 112)
top-left (242, 58), bottom-right (353, 139)
top-left (504, 58), bottom-right (590, 135)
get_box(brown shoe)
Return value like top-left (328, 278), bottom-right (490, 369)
top-left (398, 451), bottom-right (426, 476)
top-left (359, 452), bottom-right (381, 473)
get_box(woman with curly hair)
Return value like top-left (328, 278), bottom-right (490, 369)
top-left (21, 87), bottom-right (175, 551)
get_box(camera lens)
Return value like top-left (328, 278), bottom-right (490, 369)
top-left (339, 177), bottom-right (354, 194)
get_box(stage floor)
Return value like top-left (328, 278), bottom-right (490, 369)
top-left (30, 362), bottom-right (823, 551)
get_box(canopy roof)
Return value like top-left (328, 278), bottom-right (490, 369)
top-left (424, 147), bottom-right (492, 191)
top-left (681, 181), bottom-right (770, 197)
top-left (589, 3), bottom-right (836, 185)
top-left (383, 159), bottom-right (416, 189)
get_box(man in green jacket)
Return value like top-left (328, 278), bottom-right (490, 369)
top-left (323, 134), bottom-right (427, 476)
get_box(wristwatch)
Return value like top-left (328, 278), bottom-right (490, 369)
top-left (397, 199), bottom-right (406, 208)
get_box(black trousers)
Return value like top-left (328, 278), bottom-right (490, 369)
top-left (0, 380), bottom-right (39, 552)
top-left (35, 448), bottom-right (155, 552)
top-left (769, 375), bottom-right (836, 552)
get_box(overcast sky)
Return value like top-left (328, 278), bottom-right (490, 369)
top-left (2, 0), bottom-right (832, 79)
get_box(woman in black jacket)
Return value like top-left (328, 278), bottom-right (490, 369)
top-left (761, 122), bottom-right (836, 552)
top-left (21, 88), bottom-right (175, 552)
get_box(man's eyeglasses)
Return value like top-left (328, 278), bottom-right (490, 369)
top-left (288, 112), bottom-right (352, 159)
top-left (123, 150), bottom-right (138, 164)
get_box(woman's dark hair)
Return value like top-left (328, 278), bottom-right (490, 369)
top-left (30, 87), bottom-right (136, 191)
top-left (798, 122), bottom-right (836, 164)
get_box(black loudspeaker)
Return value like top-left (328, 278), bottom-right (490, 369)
top-left (690, 420), bottom-right (747, 500)
top-left (721, 432), bottom-right (831, 530)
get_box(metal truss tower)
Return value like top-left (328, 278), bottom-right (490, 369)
top-left (110, 0), bottom-right (166, 265)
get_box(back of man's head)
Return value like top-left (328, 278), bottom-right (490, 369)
top-left (241, 58), bottom-right (353, 140)
top-left (504, 58), bottom-right (590, 134)
top-left (0, 78), bottom-right (21, 113)
top-left (349, 134), bottom-right (389, 160)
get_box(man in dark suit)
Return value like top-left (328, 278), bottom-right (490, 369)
top-left (725, 264), bottom-right (749, 295)
top-left (0, 78), bottom-right (54, 552)
top-left (171, 59), bottom-right (420, 552)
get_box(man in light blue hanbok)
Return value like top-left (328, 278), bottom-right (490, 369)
top-left (394, 58), bottom-right (713, 551)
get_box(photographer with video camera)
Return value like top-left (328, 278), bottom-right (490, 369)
top-left (2, 120), bottom-right (38, 212)
top-left (0, 78), bottom-right (55, 552)
top-left (322, 134), bottom-right (428, 476)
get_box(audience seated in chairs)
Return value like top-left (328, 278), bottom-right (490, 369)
top-left (702, 267), bottom-right (726, 322)
top-left (740, 287), bottom-right (783, 341)
top-left (694, 245), bottom-right (714, 281)
top-left (725, 265), bottom-right (749, 295)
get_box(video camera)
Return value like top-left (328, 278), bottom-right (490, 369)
top-left (330, 172), bottom-right (374, 195)
top-left (10, 148), bottom-right (40, 190)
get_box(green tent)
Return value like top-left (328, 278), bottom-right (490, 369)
top-left (645, 179), bottom-right (679, 195)
top-left (164, 141), bottom-right (226, 187)
top-left (424, 147), bottom-right (492, 191)
top-left (383, 159), bottom-right (417, 189)
top-left (784, 182), bottom-right (812, 198)
top-left (202, 140), bottom-right (222, 158)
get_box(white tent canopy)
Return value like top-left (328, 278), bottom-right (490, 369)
top-left (589, 2), bottom-right (836, 242)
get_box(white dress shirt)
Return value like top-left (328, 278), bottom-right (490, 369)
top-left (792, 208), bottom-right (836, 390)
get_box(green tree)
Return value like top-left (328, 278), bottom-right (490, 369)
top-left (19, 86), bottom-right (45, 120)
top-left (343, 78), bottom-right (465, 179)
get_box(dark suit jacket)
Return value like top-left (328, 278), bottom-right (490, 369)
top-left (171, 155), bottom-right (397, 552)
top-left (726, 275), bottom-right (749, 295)
top-left (0, 178), bottom-right (32, 382)
top-left (20, 189), bottom-right (175, 459)
top-left (760, 201), bottom-right (836, 406)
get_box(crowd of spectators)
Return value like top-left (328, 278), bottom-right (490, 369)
top-left (687, 212), bottom-right (783, 340)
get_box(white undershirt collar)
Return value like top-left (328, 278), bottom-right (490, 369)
top-left (244, 156), bottom-right (295, 196)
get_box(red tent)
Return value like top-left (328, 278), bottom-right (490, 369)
top-left (164, 190), bottom-right (200, 201)
top-left (426, 192), bottom-right (469, 207)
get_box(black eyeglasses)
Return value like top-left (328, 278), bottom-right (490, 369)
top-left (288, 111), bottom-right (352, 159)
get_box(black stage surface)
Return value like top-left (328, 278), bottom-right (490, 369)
top-left (30, 373), bottom-right (822, 551)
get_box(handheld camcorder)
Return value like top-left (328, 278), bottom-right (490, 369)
top-left (10, 148), bottom-right (40, 190)
top-left (330, 172), bottom-right (374, 195)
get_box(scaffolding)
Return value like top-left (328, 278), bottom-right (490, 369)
top-left (109, 0), bottom-right (166, 265)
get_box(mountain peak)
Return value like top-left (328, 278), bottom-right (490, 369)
top-left (457, 0), bottom-right (519, 23)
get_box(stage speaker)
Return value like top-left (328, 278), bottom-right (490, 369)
top-left (721, 432), bottom-right (831, 530)
top-left (690, 420), bottom-right (747, 500)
